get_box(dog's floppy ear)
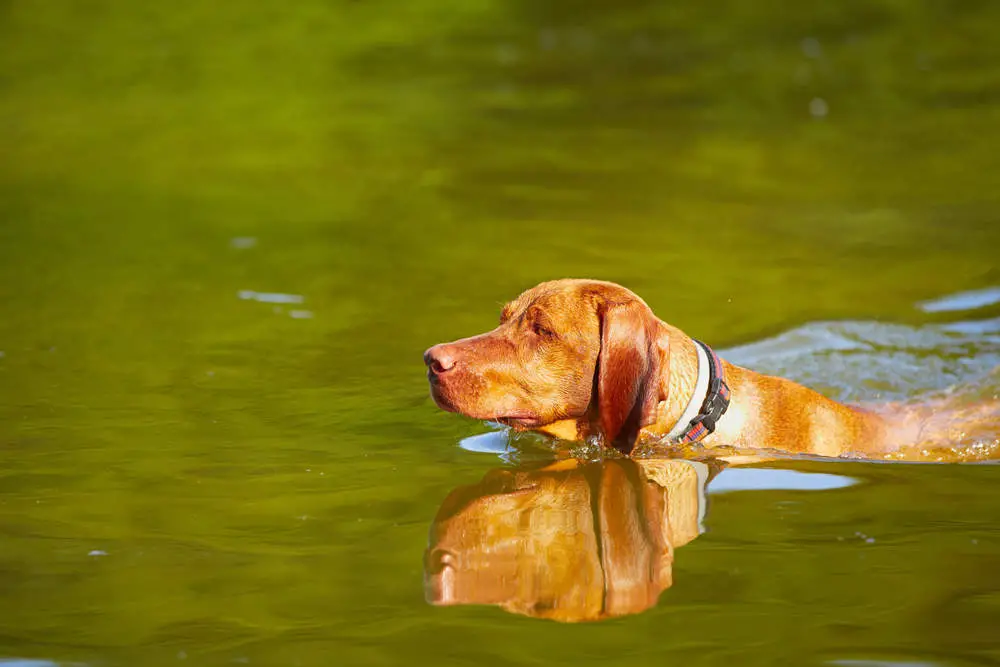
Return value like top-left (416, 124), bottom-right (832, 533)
top-left (596, 300), bottom-right (663, 454)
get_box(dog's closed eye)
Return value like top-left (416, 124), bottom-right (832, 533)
top-left (532, 321), bottom-right (555, 338)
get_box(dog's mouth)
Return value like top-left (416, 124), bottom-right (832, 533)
top-left (495, 415), bottom-right (543, 429)
top-left (432, 395), bottom-right (541, 429)
top-left (427, 373), bottom-right (543, 428)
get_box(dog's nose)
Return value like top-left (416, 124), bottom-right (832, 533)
top-left (424, 344), bottom-right (457, 375)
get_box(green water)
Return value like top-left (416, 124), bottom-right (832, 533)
top-left (1, 1), bottom-right (999, 665)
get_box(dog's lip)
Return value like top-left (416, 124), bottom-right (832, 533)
top-left (427, 377), bottom-right (540, 426)
top-left (428, 384), bottom-right (457, 412)
top-left (496, 414), bottom-right (542, 428)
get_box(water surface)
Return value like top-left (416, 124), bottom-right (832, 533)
top-left (1, 1), bottom-right (999, 666)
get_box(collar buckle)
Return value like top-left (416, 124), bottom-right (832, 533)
top-left (690, 379), bottom-right (729, 434)
top-left (702, 377), bottom-right (729, 415)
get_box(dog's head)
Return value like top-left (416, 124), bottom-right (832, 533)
top-left (424, 279), bottom-right (666, 453)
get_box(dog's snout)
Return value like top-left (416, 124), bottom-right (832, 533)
top-left (424, 344), bottom-right (458, 375)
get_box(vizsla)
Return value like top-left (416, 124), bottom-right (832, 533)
top-left (424, 279), bottom-right (995, 460)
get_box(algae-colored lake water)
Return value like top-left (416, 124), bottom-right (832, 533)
top-left (1, 2), bottom-right (999, 665)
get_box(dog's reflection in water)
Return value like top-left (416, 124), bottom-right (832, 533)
top-left (424, 458), bottom-right (720, 622)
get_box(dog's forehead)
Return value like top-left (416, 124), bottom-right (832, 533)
top-left (510, 280), bottom-right (634, 315)
top-left (509, 283), bottom-right (595, 320)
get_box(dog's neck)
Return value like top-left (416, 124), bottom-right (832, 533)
top-left (657, 326), bottom-right (702, 434)
top-left (650, 323), bottom-right (753, 449)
